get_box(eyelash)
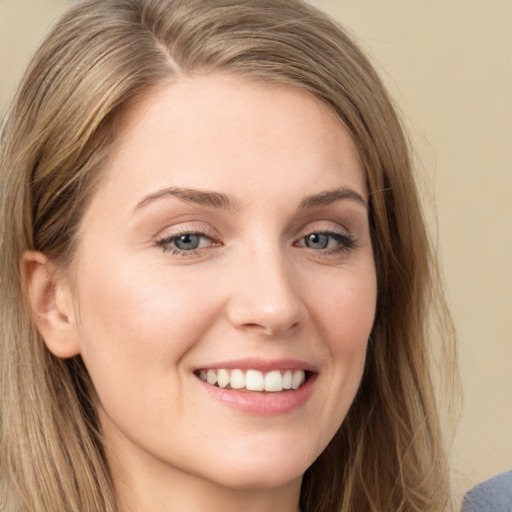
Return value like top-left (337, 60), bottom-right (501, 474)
top-left (155, 227), bottom-right (356, 258)
top-left (155, 230), bottom-right (217, 256)
top-left (294, 229), bottom-right (356, 254)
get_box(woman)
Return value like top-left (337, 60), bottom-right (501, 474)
top-left (0, 0), bottom-right (458, 510)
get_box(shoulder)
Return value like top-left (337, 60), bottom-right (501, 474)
top-left (461, 470), bottom-right (512, 512)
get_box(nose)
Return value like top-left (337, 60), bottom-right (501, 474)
top-left (226, 248), bottom-right (307, 336)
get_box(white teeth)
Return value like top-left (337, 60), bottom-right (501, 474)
top-left (206, 369), bottom-right (217, 386)
top-left (217, 369), bottom-right (230, 388)
top-left (198, 368), bottom-right (307, 392)
top-left (283, 370), bottom-right (292, 389)
top-left (265, 370), bottom-right (283, 392)
top-left (230, 369), bottom-right (245, 389)
top-left (291, 370), bottom-right (305, 390)
top-left (245, 369), bottom-right (265, 391)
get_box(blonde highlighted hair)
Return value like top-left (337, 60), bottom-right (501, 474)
top-left (0, 0), bottom-right (458, 510)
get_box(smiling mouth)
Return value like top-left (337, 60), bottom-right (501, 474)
top-left (194, 368), bottom-right (310, 392)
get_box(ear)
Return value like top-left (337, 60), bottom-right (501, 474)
top-left (22, 251), bottom-right (81, 358)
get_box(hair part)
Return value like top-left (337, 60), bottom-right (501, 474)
top-left (0, 1), bottom-right (458, 510)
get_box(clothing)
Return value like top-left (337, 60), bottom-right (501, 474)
top-left (461, 470), bottom-right (512, 512)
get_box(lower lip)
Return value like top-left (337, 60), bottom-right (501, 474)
top-left (196, 374), bottom-right (316, 415)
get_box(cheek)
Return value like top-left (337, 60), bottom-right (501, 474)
top-left (72, 255), bottom-right (225, 393)
top-left (308, 266), bottom-right (376, 423)
top-left (71, 260), bottom-right (229, 445)
top-left (313, 266), bottom-right (377, 349)
top-left (77, 253), bottom-right (212, 335)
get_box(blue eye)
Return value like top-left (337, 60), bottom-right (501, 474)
top-left (156, 232), bottom-right (213, 254)
top-left (304, 233), bottom-right (330, 250)
top-left (298, 231), bottom-right (355, 252)
top-left (173, 234), bottom-right (201, 251)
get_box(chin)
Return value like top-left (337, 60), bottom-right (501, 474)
top-left (213, 466), bottom-right (304, 492)
top-left (202, 444), bottom-right (313, 491)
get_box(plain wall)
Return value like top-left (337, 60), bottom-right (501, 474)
top-left (1, 0), bottom-right (511, 504)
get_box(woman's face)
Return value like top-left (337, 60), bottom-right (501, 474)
top-left (66, 75), bottom-right (377, 495)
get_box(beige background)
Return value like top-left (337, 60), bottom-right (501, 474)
top-left (1, 0), bottom-right (511, 504)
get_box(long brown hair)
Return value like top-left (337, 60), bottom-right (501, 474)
top-left (0, 0), bottom-right (458, 510)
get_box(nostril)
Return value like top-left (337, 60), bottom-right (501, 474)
top-left (244, 323), bottom-right (262, 329)
top-left (237, 320), bottom-right (302, 337)
top-left (225, 270), bottom-right (307, 335)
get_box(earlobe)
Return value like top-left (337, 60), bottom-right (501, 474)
top-left (22, 251), bottom-right (81, 358)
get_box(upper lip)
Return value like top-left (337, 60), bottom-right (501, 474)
top-left (195, 358), bottom-right (317, 373)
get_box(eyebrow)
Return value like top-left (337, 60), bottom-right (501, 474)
top-left (132, 185), bottom-right (368, 214)
top-left (299, 187), bottom-right (368, 210)
top-left (133, 187), bottom-right (236, 213)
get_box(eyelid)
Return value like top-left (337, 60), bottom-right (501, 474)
top-left (154, 222), bottom-right (222, 255)
top-left (153, 220), bottom-right (357, 258)
top-left (157, 231), bottom-right (212, 247)
top-left (295, 219), bottom-right (353, 239)
top-left (153, 221), bottom-right (218, 241)
top-left (293, 222), bottom-right (357, 253)
top-left (296, 228), bottom-right (354, 244)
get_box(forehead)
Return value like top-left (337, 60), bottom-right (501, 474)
top-left (90, 74), bottom-right (366, 215)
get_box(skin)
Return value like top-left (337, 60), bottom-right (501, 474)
top-left (26, 74), bottom-right (377, 512)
